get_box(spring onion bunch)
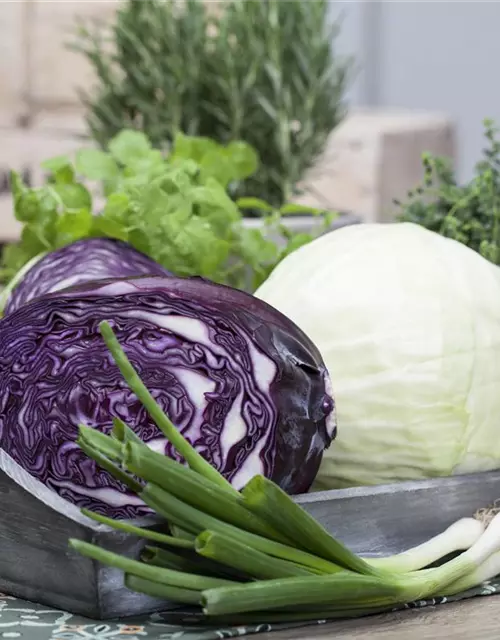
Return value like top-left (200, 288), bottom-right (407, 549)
top-left (69, 320), bottom-right (500, 624)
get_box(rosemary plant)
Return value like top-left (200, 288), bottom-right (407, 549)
top-left (71, 0), bottom-right (351, 206)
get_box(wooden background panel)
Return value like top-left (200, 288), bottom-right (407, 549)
top-left (27, 0), bottom-right (118, 109)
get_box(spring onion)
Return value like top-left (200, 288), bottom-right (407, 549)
top-left (76, 436), bottom-right (142, 494)
top-left (170, 526), bottom-right (196, 542)
top-left (111, 416), bottom-right (145, 446)
top-left (201, 574), bottom-right (401, 617)
top-left (442, 550), bottom-right (500, 595)
top-left (368, 518), bottom-right (485, 573)
top-left (440, 506), bottom-right (500, 595)
top-left (69, 539), bottom-right (235, 591)
top-left (195, 531), bottom-right (315, 579)
top-left (99, 320), bottom-right (234, 492)
top-left (124, 441), bottom-right (289, 544)
top-left (141, 482), bottom-right (341, 574)
top-left (141, 546), bottom-right (205, 574)
top-left (200, 528), bottom-right (500, 617)
top-left (428, 511), bottom-right (500, 596)
top-left (125, 574), bottom-right (202, 605)
top-left (82, 509), bottom-right (194, 549)
top-left (242, 474), bottom-right (389, 577)
top-left (79, 425), bottom-right (124, 460)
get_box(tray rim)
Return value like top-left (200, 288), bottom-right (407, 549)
top-left (3, 446), bottom-right (500, 526)
top-left (298, 469), bottom-right (500, 504)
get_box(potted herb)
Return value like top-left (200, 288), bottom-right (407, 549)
top-left (0, 129), bottom-right (339, 293)
top-left (71, 0), bottom-right (352, 220)
top-left (397, 118), bottom-right (500, 265)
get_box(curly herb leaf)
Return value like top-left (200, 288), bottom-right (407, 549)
top-left (397, 118), bottom-right (500, 266)
top-left (2, 130), bottom-right (334, 291)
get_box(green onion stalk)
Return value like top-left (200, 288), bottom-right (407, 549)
top-left (68, 321), bottom-right (500, 624)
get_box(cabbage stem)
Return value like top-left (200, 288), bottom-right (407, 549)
top-left (242, 475), bottom-right (387, 577)
top-left (195, 531), bottom-right (315, 580)
top-left (125, 574), bottom-right (202, 605)
top-left (141, 483), bottom-right (341, 574)
top-left (81, 509), bottom-right (194, 549)
top-left (368, 518), bottom-right (485, 573)
top-left (98, 321), bottom-right (235, 493)
top-left (124, 442), bottom-right (289, 544)
top-left (69, 539), bottom-right (235, 591)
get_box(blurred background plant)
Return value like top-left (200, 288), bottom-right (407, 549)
top-left (397, 119), bottom-right (500, 266)
top-left (1, 129), bottom-right (337, 292)
top-left (71, 0), bottom-right (351, 209)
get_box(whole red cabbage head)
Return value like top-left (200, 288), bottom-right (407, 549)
top-left (0, 275), bottom-right (336, 518)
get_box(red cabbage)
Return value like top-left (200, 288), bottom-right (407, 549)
top-left (4, 237), bottom-right (171, 315)
top-left (0, 275), bottom-right (336, 518)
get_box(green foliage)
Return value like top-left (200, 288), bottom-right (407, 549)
top-left (71, 0), bottom-right (351, 207)
top-left (397, 119), bottom-right (500, 265)
top-left (1, 130), bottom-right (335, 291)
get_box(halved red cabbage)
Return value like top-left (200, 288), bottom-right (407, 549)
top-left (4, 237), bottom-right (171, 315)
top-left (0, 275), bottom-right (336, 518)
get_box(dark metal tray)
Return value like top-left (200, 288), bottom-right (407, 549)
top-left (1, 447), bottom-right (499, 620)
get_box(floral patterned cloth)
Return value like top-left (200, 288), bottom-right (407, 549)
top-left (0, 582), bottom-right (498, 640)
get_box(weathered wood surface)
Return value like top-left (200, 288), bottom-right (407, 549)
top-left (0, 449), bottom-right (172, 619)
top-left (260, 597), bottom-right (500, 639)
top-left (2, 444), bottom-right (500, 619)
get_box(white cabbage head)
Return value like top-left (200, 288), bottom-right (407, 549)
top-left (255, 222), bottom-right (500, 489)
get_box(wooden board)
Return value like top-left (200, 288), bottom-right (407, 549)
top-left (260, 597), bottom-right (500, 640)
